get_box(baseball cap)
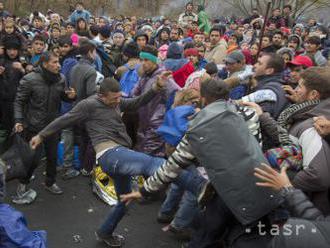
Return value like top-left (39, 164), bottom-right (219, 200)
top-left (224, 50), bottom-right (245, 64)
top-left (287, 55), bottom-right (314, 68)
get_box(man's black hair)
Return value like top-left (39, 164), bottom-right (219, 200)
top-left (141, 45), bottom-right (158, 57)
top-left (58, 35), bottom-right (72, 47)
top-left (263, 53), bottom-right (285, 74)
top-left (99, 77), bottom-right (121, 94)
top-left (200, 79), bottom-right (230, 101)
top-left (283, 5), bottom-right (292, 11)
top-left (79, 38), bottom-right (97, 56)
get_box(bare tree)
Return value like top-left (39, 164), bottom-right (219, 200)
top-left (222, 0), bottom-right (330, 19)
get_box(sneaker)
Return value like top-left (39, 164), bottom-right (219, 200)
top-left (45, 183), bottom-right (63, 195)
top-left (81, 168), bottom-right (92, 177)
top-left (181, 242), bottom-right (189, 248)
top-left (62, 168), bottom-right (80, 180)
top-left (157, 212), bottom-right (174, 224)
top-left (12, 188), bottom-right (37, 205)
top-left (95, 231), bottom-right (125, 247)
top-left (16, 183), bottom-right (27, 197)
top-left (168, 224), bottom-right (191, 241)
top-left (197, 181), bottom-right (216, 207)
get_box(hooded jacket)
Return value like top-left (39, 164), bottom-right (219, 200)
top-left (133, 67), bottom-right (180, 157)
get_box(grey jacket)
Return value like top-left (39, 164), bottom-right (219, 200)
top-left (69, 58), bottom-right (97, 103)
top-left (141, 100), bottom-right (281, 225)
top-left (39, 89), bottom-right (157, 149)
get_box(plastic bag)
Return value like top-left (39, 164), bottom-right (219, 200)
top-left (0, 203), bottom-right (47, 248)
top-left (0, 134), bottom-right (35, 181)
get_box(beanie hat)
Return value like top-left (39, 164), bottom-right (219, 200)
top-left (112, 29), bottom-right (125, 38)
top-left (184, 48), bottom-right (199, 57)
top-left (134, 30), bottom-right (149, 42)
top-left (123, 41), bottom-right (140, 58)
top-left (158, 27), bottom-right (170, 37)
top-left (276, 47), bottom-right (295, 59)
top-left (71, 33), bottom-right (79, 46)
top-left (167, 42), bottom-right (183, 59)
top-left (3, 37), bottom-right (21, 50)
top-left (99, 25), bottom-right (111, 38)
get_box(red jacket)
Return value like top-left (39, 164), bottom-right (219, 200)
top-left (172, 61), bottom-right (195, 87)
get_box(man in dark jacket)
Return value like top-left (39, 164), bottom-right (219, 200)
top-left (253, 164), bottom-right (330, 248)
top-left (69, 39), bottom-right (97, 175)
top-left (243, 53), bottom-right (289, 119)
top-left (246, 67), bottom-right (330, 215)
top-left (0, 37), bottom-right (25, 153)
top-left (13, 52), bottom-right (76, 204)
top-left (122, 79), bottom-right (281, 248)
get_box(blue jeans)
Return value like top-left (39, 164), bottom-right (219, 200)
top-left (97, 146), bottom-right (206, 237)
top-left (160, 166), bottom-right (199, 229)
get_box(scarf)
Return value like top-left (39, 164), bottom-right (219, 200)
top-left (277, 100), bottom-right (320, 130)
top-left (41, 66), bottom-right (61, 85)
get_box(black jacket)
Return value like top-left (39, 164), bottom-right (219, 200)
top-left (14, 67), bottom-right (68, 133)
top-left (255, 73), bottom-right (289, 119)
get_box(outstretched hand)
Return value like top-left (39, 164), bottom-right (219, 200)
top-left (120, 191), bottom-right (143, 204)
top-left (30, 135), bottom-right (43, 150)
top-left (254, 163), bottom-right (292, 191)
top-left (153, 71), bottom-right (172, 92)
top-left (240, 101), bottom-right (263, 116)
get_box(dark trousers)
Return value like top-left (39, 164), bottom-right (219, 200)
top-left (20, 129), bottom-right (58, 186)
top-left (188, 195), bottom-right (233, 248)
top-left (75, 126), bottom-right (95, 172)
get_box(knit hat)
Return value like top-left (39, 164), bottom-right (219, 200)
top-left (224, 50), bottom-right (245, 64)
top-left (276, 47), bottom-right (295, 59)
top-left (158, 27), bottom-right (170, 37)
top-left (141, 25), bottom-right (153, 33)
top-left (134, 30), bottom-right (149, 42)
top-left (71, 33), bottom-right (79, 46)
top-left (167, 42), bottom-right (183, 59)
top-left (99, 25), bottom-right (111, 38)
top-left (123, 41), bottom-right (140, 58)
top-left (3, 37), bottom-right (21, 50)
top-left (184, 48), bottom-right (199, 57)
top-left (112, 29), bottom-right (125, 38)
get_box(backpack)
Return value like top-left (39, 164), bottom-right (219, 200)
top-left (119, 64), bottom-right (140, 97)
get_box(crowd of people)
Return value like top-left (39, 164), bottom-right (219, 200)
top-left (1, 0), bottom-right (330, 247)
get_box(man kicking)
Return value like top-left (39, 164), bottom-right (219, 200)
top-left (29, 76), bottom-right (206, 247)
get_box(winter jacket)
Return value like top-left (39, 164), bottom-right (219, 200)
top-left (133, 67), bottom-right (180, 157)
top-left (172, 61), bottom-right (195, 88)
top-left (140, 100), bottom-right (281, 225)
top-left (303, 50), bottom-right (328, 66)
top-left (289, 99), bottom-right (330, 214)
top-left (69, 58), bottom-right (97, 103)
top-left (178, 11), bottom-right (198, 28)
top-left (14, 67), bottom-right (68, 133)
top-left (254, 73), bottom-right (289, 119)
top-left (205, 39), bottom-right (228, 65)
top-left (0, 56), bottom-right (25, 130)
top-left (257, 99), bottom-right (330, 214)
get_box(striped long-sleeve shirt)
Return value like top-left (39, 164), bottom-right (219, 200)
top-left (140, 104), bottom-right (261, 196)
